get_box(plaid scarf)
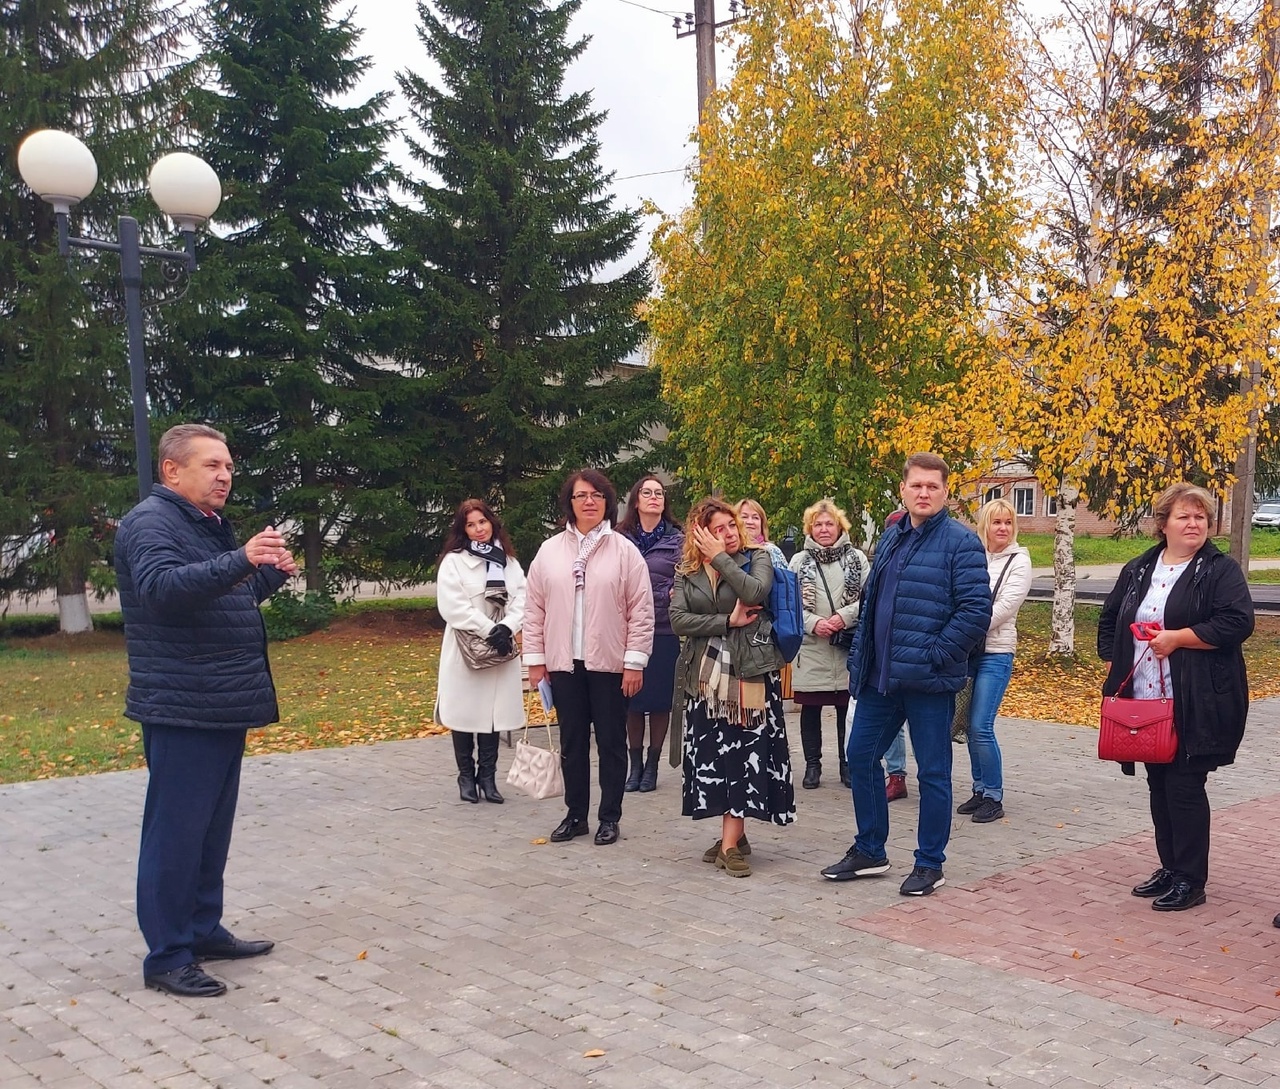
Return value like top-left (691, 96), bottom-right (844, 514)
top-left (573, 521), bottom-right (610, 588)
top-left (697, 635), bottom-right (767, 728)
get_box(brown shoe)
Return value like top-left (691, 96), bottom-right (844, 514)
top-left (702, 834), bottom-right (752, 863)
top-left (886, 773), bottom-right (908, 802)
top-left (716, 846), bottom-right (752, 877)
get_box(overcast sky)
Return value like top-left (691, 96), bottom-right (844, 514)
top-left (348, 0), bottom-right (740, 264)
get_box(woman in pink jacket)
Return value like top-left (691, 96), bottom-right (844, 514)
top-left (524, 469), bottom-right (656, 846)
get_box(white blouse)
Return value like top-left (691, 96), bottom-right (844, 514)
top-left (1130, 555), bottom-right (1191, 698)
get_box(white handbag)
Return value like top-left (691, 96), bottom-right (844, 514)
top-left (505, 723), bottom-right (565, 800)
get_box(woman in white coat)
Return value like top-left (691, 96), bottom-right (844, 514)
top-left (955, 498), bottom-right (1032, 824)
top-left (435, 499), bottom-right (527, 804)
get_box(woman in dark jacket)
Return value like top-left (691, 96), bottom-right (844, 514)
top-left (618, 475), bottom-right (684, 792)
top-left (1098, 482), bottom-right (1254, 912)
top-left (670, 497), bottom-right (795, 878)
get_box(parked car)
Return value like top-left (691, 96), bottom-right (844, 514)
top-left (1252, 502), bottom-right (1280, 529)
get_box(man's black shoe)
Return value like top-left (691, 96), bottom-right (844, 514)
top-left (820, 847), bottom-right (890, 881)
top-left (955, 792), bottom-right (984, 815)
top-left (1152, 880), bottom-right (1206, 912)
top-left (145, 963), bottom-right (227, 997)
top-left (594, 820), bottom-right (620, 845)
top-left (971, 797), bottom-right (1005, 824)
top-left (1131, 868), bottom-right (1175, 898)
top-left (192, 935), bottom-right (275, 960)
top-left (550, 816), bottom-right (589, 842)
top-left (899, 866), bottom-right (945, 896)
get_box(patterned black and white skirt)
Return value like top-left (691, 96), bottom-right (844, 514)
top-left (681, 672), bottom-right (796, 825)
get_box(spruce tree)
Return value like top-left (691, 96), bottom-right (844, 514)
top-left (0, 0), bottom-right (193, 630)
top-left (392, 0), bottom-right (660, 557)
top-left (162, 0), bottom-right (410, 591)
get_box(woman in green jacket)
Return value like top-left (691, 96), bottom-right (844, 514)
top-left (670, 497), bottom-right (795, 877)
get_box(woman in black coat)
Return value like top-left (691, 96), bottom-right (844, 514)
top-left (1097, 482), bottom-right (1254, 912)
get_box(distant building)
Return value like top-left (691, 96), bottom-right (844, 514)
top-left (965, 461), bottom-right (1235, 537)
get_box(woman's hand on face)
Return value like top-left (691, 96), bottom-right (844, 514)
top-left (621, 668), bottom-right (644, 697)
top-left (728, 599), bottom-right (761, 628)
top-left (692, 523), bottom-right (726, 561)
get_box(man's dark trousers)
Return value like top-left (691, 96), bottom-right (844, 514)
top-left (138, 723), bottom-right (247, 977)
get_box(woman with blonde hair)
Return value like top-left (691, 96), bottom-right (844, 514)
top-left (670, 498), bottom-right (795, 877)
top-left (790, 498), bottom-right (868, 789)
top-left (735, 499), bottom-right (787, 569)
top-left (955, 498), bottom-right (1032, 824)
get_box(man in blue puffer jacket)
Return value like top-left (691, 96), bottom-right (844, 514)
top-left (115, 423), bottom-right (298, 997)
top-left (821, 453), bottom-right (992, 896)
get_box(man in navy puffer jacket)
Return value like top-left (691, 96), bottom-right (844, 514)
top-left (821, 453), bottom-right (991, 897)
top-left (115, 423), bottom-right (297, 997)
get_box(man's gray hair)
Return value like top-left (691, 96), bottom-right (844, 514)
top-left (157, 423), bottom-right (227, 470)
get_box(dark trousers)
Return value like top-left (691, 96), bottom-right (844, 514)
top-left (549, 661), bottom-right (628, 823)
top-left (138, 724), bottom-right (247, 977)
top-left (1145, 761), bottom-right (1211, 888)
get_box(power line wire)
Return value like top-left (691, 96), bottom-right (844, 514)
top-left (614, 167), bottom-right (686, 181)
top-left (610, 0), bottom-right (686, 19)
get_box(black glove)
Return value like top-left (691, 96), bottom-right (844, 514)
top-left (485, 623), bottom-right (513, 654)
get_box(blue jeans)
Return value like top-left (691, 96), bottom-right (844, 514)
top-left (846, 705), bottom-right (909, 774)
top-left (847, 686), bottom-right (955, 869)
top-left (967, 652), bottom-right (1013, 802)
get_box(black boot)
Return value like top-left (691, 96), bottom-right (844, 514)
top-left (476, 732), bottom-right (504, 804)
top-left (624, 747), bottom-right (644, 792)
top-left (638, 748), bottom-right (661, 792)
top-left (837, 716), bottom-right (850, 788)
top-left (800, 707), bottom-right (822, 789)
top-left (452, 730), bottom-right (479, 803)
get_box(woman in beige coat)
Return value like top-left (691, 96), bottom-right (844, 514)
top-left (789, 499), bottom-right (868, 789)
top-left (435, 499), bottom-right (527, 805)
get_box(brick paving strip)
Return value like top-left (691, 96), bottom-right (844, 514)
top-left (3, 700), bottom-right (1280, 1088)
top-left (846, 796), bottom-right (1280, 1037)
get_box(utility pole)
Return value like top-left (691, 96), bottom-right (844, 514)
top-left (674, 0), bottom-right (749, 159)
top-left (1230, 0), bottom-right (1279, 571)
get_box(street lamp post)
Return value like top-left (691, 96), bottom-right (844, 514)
top-left (17, 129), bottom-right (221, 501)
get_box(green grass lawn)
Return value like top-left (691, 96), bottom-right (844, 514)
top-left (0, 600), bottom-right (449, 784)
top-left (1018, 531), bottom-right (1280, 567)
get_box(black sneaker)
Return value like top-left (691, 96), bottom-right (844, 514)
top-left (820, 847), bottom-right (890, 881)
top-left (955, 792), bottom-right (983, 815)
top-left (971, 797), bottom-right (1005, 824)
top-left (899, 866), bottom-right (945, 896)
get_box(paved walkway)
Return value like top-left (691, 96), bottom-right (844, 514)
top-left (4, 699), bottom-right (1280, 1088)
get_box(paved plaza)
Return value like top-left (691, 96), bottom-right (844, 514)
top-left (4, 700), bottom-right (1280, 1089)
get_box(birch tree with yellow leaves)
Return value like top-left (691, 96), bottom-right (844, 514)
top-left (649, 0), bottom-right (1025, 530)
top-left (894, 0), bottom-right (1280, 654)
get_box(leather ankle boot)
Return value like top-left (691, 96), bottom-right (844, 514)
top-left (624, 747), bottom-right (644, 792)
top-left (638, 748), bottom-right (661, 792)
top-left (476, 733), bottom-right (504, 804)
top-left (803, 761), bottom-right (822, 789)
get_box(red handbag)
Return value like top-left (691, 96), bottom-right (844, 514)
top-left (1099, 648), bottom-right (1176, 764)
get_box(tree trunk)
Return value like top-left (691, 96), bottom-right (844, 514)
top-left (56, 591), bottom-right (93, 634)
top-left (1048, 484), bottom-right (1077, 656)
top-left (301, 455), bottom-right (323, 593)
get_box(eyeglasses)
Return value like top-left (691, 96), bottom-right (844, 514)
top-left (572, 491), bottom-right (605, 503)
top-left (638, 488), bottom-right (664, 498)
